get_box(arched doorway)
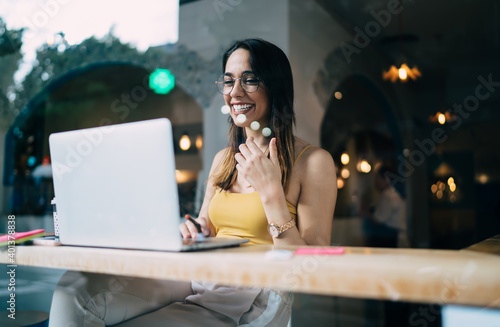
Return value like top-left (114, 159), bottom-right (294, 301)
top-left (321, 74), bottom-right (404, 245)
top-left (4, 62), bottom-right (203, 215)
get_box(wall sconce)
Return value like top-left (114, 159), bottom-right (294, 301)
top-left (195, 134), bottom-right (203, 150)
top-left (179, 132), bottom-right (191, 151)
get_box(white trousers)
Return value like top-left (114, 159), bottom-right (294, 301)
top-left (49, 271), bottom-right (292, 327)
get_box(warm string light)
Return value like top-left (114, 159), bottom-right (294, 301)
top-left (337, 153), bottom-right (351, 191)
top-left (357, 160), bottom-right (371, 173)
top-left (337, 178), bottom-right (345, 189)
top-left (477, 174), bottom-right (489, 184)
top-left (340, 153), bottom-right (349, 165)
top-left (431, 177), bottom-right (458, 203)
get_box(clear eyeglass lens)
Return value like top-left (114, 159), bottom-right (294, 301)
top-left (242, 74), bottom-right (259, 92)
top-left (216, 73), bottom-right (259, 94)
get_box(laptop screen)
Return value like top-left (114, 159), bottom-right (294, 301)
top-left (49, 118), bottom-right (185, 251)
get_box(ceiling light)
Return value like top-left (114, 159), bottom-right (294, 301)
top-left (428, 111), bottom-right (456, 124)
top-left (383, 63), bottom-right (421, 83)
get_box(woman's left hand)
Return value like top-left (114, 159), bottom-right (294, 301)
top-left (235, 137), bottom-right (281, 193)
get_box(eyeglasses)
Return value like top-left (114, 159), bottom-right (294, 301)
top-left (215, 72), bottom-right (260, 95)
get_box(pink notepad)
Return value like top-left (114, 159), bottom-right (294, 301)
top-left (0, 229), bottom-right (46, 246)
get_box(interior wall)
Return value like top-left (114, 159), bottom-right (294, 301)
top-left (178, 0), bottom-right (290, 210)
top-left (288, 0), bottom-right (352, 146)
top-left (287, 0), bottom-right (432, 247)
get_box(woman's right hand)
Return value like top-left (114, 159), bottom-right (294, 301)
top-left (179, 214), bottom-right (214, 239)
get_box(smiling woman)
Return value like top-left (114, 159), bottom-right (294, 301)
top-left (49, 38), bottom-right (337, 326)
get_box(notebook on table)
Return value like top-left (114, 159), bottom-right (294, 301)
top-left (48, 118), bottom-right (248, 251)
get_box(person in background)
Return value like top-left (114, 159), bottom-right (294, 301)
top-left (361, 163), bottom-right (409, 327)
top-left (31, 155), bottom-right (53, 214)
top-left (361, 163), bottom-right (409, 248)
top-left (49, 38), bottom-right (337, 326)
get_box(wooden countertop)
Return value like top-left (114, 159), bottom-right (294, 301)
top-left (463, 234), bottom-right (500, 256)
top-left (2, 240), bottom-right (500, 308)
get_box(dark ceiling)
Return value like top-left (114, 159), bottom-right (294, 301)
top-left (315, 0), bottom-right (500, 182)
top-left (315, 0), bottom-right (500, 86)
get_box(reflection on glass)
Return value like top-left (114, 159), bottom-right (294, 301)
top-left (195, 134), bottom-right (203, 150)
top-left (237, 114), bottom-right (247, 123)
top-left (341, 153), bottom-right (349, 165)
top-left (357, 160), bottom-right (371, 173)
top-left (337, 178), bottom-right (345, 189)
top-left (179, 134), bottom-right (191, 151)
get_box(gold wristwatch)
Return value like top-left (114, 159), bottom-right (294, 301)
top-left (268, 218), bottom-right (296, 238)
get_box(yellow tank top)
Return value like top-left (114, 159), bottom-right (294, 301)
top-left (208, 145), bottom-right (313, 245)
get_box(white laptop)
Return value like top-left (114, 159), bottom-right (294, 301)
top-left (48, 118), bottom-right (248, 251)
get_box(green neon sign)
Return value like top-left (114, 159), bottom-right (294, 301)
top-left (149, 69), bottom-right (175, 94)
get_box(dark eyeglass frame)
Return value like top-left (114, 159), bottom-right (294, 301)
top-left (215, 71), bottom-right (261, 95)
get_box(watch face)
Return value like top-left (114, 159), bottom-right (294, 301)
top-left (268, 224), bottom-right (280, 238)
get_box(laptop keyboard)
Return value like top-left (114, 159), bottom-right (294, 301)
top-left (182, 236), bottom-right (217, 245)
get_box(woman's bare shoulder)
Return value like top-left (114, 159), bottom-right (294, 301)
top-left (210, 147), bottom-right (230, 174)
top-left (293, 138), bottom-right (335, 173)
top-left (293, 137), bottom-right (308, 152)
top-left (214, 147), bottom-right (229, 161)
top-left (294, 137), bottom-right (333, 160)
